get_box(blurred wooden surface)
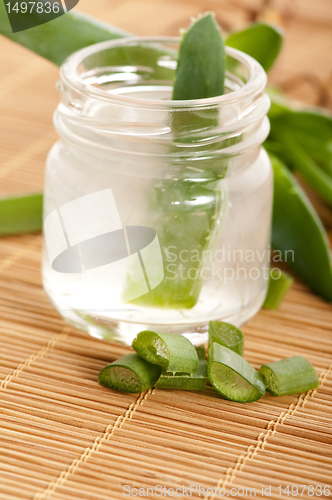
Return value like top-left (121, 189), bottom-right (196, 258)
top-left (0, 1), bottom-right (332, 499)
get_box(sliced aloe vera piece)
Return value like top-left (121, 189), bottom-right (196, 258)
top-left (263, 268), bottom-right (293, 309)
top-left (208, 321), bottom-right (244, 356)
top-left (132, 331), bottom-right (198, 375)
top-left (98, 353), bottom-right (161, 393)
top-left (259, 356), bottom-right (319, 396)
top-left (208, 343), bottom-right (265, 402)
top-left (129, 181), bottom-right (225, 309)
top-left (155, 358), bottom-right (207, 391)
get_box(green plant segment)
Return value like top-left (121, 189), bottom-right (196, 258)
top-left (259, 356), bottom-right (319, 396)
top-left (98, 353), bottom-right (161, 393)
top-left (127, 13), bottom-right (226, 309)
top-left (0, 193), bottom-right (43, 236)
top-left (263, 268), bottom-right (293, 310)
top-left (1, 8), bottom-right (332, 303)
top-left (226, 22), bottom-right (283, 71)
top-left (155, 346), bottom-right (207, 391)
top-left (128, 179), bottom-right (225, 309)
top-left (195, 346), bottom-right (206, 360)
top-left (132, 330), bottom-right (199, 375)
top-left (173, 14), bottom-right (225, 99)
top-left (208, 342), bottom-right (266, 403)
top-left (208, 321), bottom-right (244, 356)
top-left (268, 110), bottom-right (332, 207)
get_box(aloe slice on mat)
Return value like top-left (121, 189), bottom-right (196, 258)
top-left (208, 342), bottom-right (265, 403)
top-left (132, 330), bottom-right (199, 375)
top-left (259, 356), bottom-right (319, 396)
top-left (98, 353), bottom-right (161, 393)
top-left (208, 321), bottom-right (244, 356)
top-left (155, 358), bottom-right (207, 391)
top-left (155, 345), bottom-right (206, 390)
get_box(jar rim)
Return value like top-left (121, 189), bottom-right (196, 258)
top-left (60, 36), bottom-right (267, 109)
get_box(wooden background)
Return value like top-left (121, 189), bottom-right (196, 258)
top-left (0, 1), bottom-right (332, 499)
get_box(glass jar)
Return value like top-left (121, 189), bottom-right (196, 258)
top-left (42, 37), bottom-right (272, 346)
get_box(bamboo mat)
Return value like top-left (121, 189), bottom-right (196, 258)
top-left (0, 1), bottom-right (332, 499)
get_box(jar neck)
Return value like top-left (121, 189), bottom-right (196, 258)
top-left (54, 38), bottom-right (270, 169)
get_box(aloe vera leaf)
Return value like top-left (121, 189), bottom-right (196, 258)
top-left (226, 22), bottom-right (283, 72)
top-left (268, 83), bottom-right (332, 141)
top-left (267, 93), bottom-right (332, 212)
top-left (270, 154), bottom-right (332, 302)
top-left (268, 87), bottom-right (332, 176)
top-left (266, 86), bottom-right (293, 117)
top-left (270, 105), bottom-right (332, 171)
top-left (269, 116), bottom-right (332, 204)
top-left (263, 268), bottom-right (293, 310)
top-left (0, 2), bottom-right (174, 82)
top-left (173, 13), bottom-right (225, 100)
top-left (284, 139), bottom-right (332, 207)
top-left (269, 109), bottom-right (332, 205)
top-left (0, 2), bottom-right (130, 65)
top-left (127, 15), bottom-right (227, 309)
top-left (282, 111), bottom-right (332, 178)
top-left (0, 193), bottom-right (43, 236)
